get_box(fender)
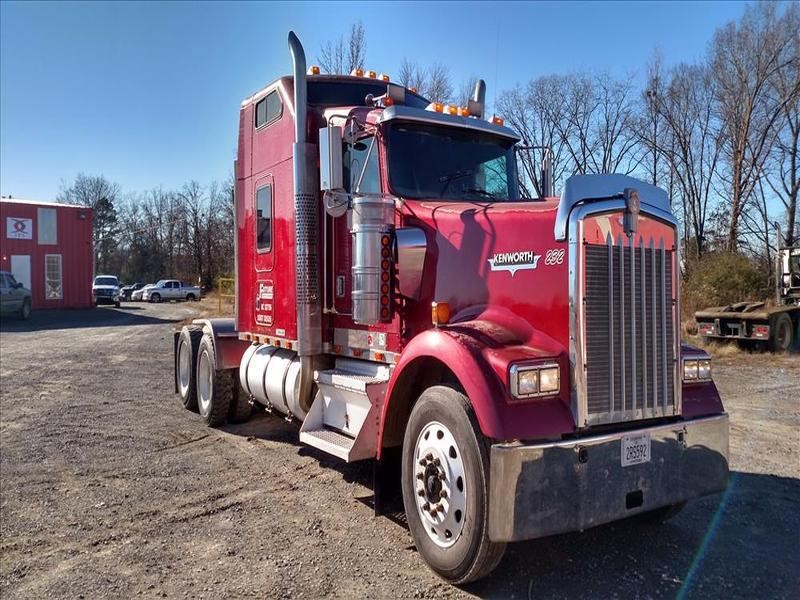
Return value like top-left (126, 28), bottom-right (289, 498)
top-left (192, 317), bottom-right (250, 371)
top-left (378, 320), bottom-right (575, 455)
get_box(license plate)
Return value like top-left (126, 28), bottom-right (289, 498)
top-left (621, 433), bottom-right (651, 467)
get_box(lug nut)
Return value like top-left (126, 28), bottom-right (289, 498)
top-left (438, 473), bottom-right (446, 481)
top-left (437, 504), bottom-right (445, 513)
top-left (418, 459), bottom-right (426, 466)
top-left (432, 457), bottom-right (440, 466)
top-left (439, 490), bottom-right (447, 499)
top-left (425, 453), bottom-right (433, 461)
top-left (422, 502), bottom-right (430, 511)
top-left (417, 489), bottom-right (425, 497)
top-left (416, 472), bottom-right (424, 480)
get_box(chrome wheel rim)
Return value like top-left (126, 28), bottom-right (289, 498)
top-left (413, 420), bottom-right (466, 548)
top-left (178, 339), bottom-right (191, 396)
top-left (197, 349), bottom-right (212, 414)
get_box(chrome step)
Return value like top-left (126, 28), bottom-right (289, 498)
top-left (299, 358), bottom-right (390, 462)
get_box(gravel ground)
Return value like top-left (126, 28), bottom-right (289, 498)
top-left (1, 302), bottom-right (798, 599)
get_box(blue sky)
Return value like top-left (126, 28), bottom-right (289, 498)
top-left (1, 0), bottom-right (748, 201)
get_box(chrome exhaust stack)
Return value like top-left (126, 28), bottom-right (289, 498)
top-left (288, 31), bottom-right (324, 411)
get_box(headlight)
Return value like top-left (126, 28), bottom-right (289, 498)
top-left (510, 363), bottom-right (560, 399)
top-left (683, 357), bottom-right (712, 382)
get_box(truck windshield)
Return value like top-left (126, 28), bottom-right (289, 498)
top-left (94, 277), bottom-right (118, 286)
top-left (386, 123), bottom-right (517, 201)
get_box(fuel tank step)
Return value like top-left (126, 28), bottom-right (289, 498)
top-left (299, 358), bottom-right (390, 462)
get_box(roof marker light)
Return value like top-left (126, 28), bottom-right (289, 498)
top-left (409, 87), bottom-right (418, 93)
top-left (445, 104), bottom-right (458, 116)
top-left (427, 102), bottom-right (444, 113)
top-left (491, 115), bottom-right (504, 126)
top-left (350, 67), bottom-right (364, 77)
top-left (459, 106), bottom-right (470, 117)
top-left (380, 73), bottom-right (390, 82)
top-left (308, 65), bottom-right (320, 75)
top-left (367, 70), bottom-right (377, 79)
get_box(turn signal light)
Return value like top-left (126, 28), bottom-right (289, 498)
top-left (431, 301), bottom-right (451, 326)
top-left (308, 65), bottom-right (320, 75)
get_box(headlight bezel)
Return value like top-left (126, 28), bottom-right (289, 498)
top-left (682, 356), bottom-right (712, 383)
top-left (509, 362), bottom-right (561, 399)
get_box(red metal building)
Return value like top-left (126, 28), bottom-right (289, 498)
top-left (0, 199), bottom-right (94, 309)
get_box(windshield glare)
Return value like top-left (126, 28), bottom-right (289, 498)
top-left (94, 277), bottom-right (118, 286)
top-left (387, 123), bottom-right (517, 201)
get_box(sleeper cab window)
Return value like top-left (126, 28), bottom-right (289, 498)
top-left (256, 185), bottom-right (272, 251)
top-left (254, 90), bottom-right (282, 128)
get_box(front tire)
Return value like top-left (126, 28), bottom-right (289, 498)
top-left (150, 293), bottom-right (161, 303)
top-left (177, 325), bottom-right (203, 411)
top-left (401, 386), bottom-right (505, 584)
top-left (196, 333), bottom-right (233, 426)
top-left (19, 298), bottom-right (31, 320)
top-left (186, 293), bottom-right (196, 302)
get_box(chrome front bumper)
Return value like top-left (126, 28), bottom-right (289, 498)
top-left (488, 414), bottom-right (729, 542)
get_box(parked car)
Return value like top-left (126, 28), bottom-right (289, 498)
top-left (92, 275), bottom-right (121, 307)
top-left (120, 282), bottom-right (146, 301)
top-left (131, 284), bottom-right (154, 302)
top-left (143, 279), bottom-right (202, 303)
top-left (0, 270), bottom-right (32, 319)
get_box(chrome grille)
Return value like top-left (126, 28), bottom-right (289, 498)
top-left (584, 234), bottom-right (676, 424)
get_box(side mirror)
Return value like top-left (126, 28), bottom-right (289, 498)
top-left (319, 126), bottom-right (344, 192)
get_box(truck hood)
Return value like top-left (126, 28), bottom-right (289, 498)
top-left (400, 199), bottom-right (569, 350)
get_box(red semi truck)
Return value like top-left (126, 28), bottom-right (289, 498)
top-left (174, 32), bottom-right (729, 583)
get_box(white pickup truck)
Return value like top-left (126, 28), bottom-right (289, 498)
top-left (142, 279), bottom-right (201, 303)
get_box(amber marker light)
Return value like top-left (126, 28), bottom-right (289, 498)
top-left (491, 115), bottom-right (504, 126)
top-left (308, 65), bottom-right (320, 75)
top-left (431, 301), bottom-right (451, 326)
top-left (351, 67), bottom-right (364, 77)
top-left (380, 73), bottom-right (390, 82)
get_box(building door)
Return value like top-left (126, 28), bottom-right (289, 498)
top-left (10, 255), bottom-right (31, 290)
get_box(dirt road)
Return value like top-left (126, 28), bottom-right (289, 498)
top-left (1, 303), bottom-right (798, 599)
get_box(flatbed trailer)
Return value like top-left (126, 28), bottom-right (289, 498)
top-left (695, 302), bottom-right (799, 351)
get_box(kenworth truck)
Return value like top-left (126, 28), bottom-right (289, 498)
top-left (173, 32), bottom-right (729, 583)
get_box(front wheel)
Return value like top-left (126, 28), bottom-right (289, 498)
top-left (19, 298), bottom-right (31, 320)
top-left (401, 386), bottom-right (506, 584)
top-left (150, 293), bottom-right (161, 303)
top-left (186, 293), bottom-right (196, 302)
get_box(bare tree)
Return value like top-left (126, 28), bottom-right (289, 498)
top-left (397, 58), bottom-right (425, 92)
top-left (57, 173), bottom-right (122, 272)
top-left (318, 21), bottom-right (367, 75)
top-left (764, 5), bottom-right (800, 246)
top-left (655, 63), bottom-right (724, 258)
top-left (638, 50), bottom-right (668, 186)
top-left (456, 76), bottom-right (478, 107)
top-left (711, 2), bottom-right (798, 251)
top-left (423, 63), bottom-right (453, 104)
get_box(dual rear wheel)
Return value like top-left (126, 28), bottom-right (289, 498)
top-left (176, 325), bottom-right (252, 425)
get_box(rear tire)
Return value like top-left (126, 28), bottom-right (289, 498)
top-left (228, 379), bottom-right (253, 424)
top-left (114, 300), bottom-right (121, 308)
top-left (196, 333), bottom-right (233, 427)
top-left (177, 326), bottom-right (203, 411)
top-left (401, 386), bottom-right (506, 584)
top-left (770, 314), bottom-right (793, 352)
top-left (186, 293), bottom-right (196, 302)
top-left (19, 298), bottom-right (31, 320)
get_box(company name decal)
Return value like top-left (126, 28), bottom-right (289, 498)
top-left (488, 250), bottom-right (541, 276)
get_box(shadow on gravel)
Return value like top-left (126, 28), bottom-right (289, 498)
top-left (461, 471), bottom-right (800, 599)
top-left (0, 307), bottom-right (180, 332)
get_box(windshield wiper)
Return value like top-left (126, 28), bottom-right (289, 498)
top-left (439, 169), bottom-right (474, 196)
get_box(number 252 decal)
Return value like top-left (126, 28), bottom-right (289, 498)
top-left (544, 248), bottom-right (565, 265)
